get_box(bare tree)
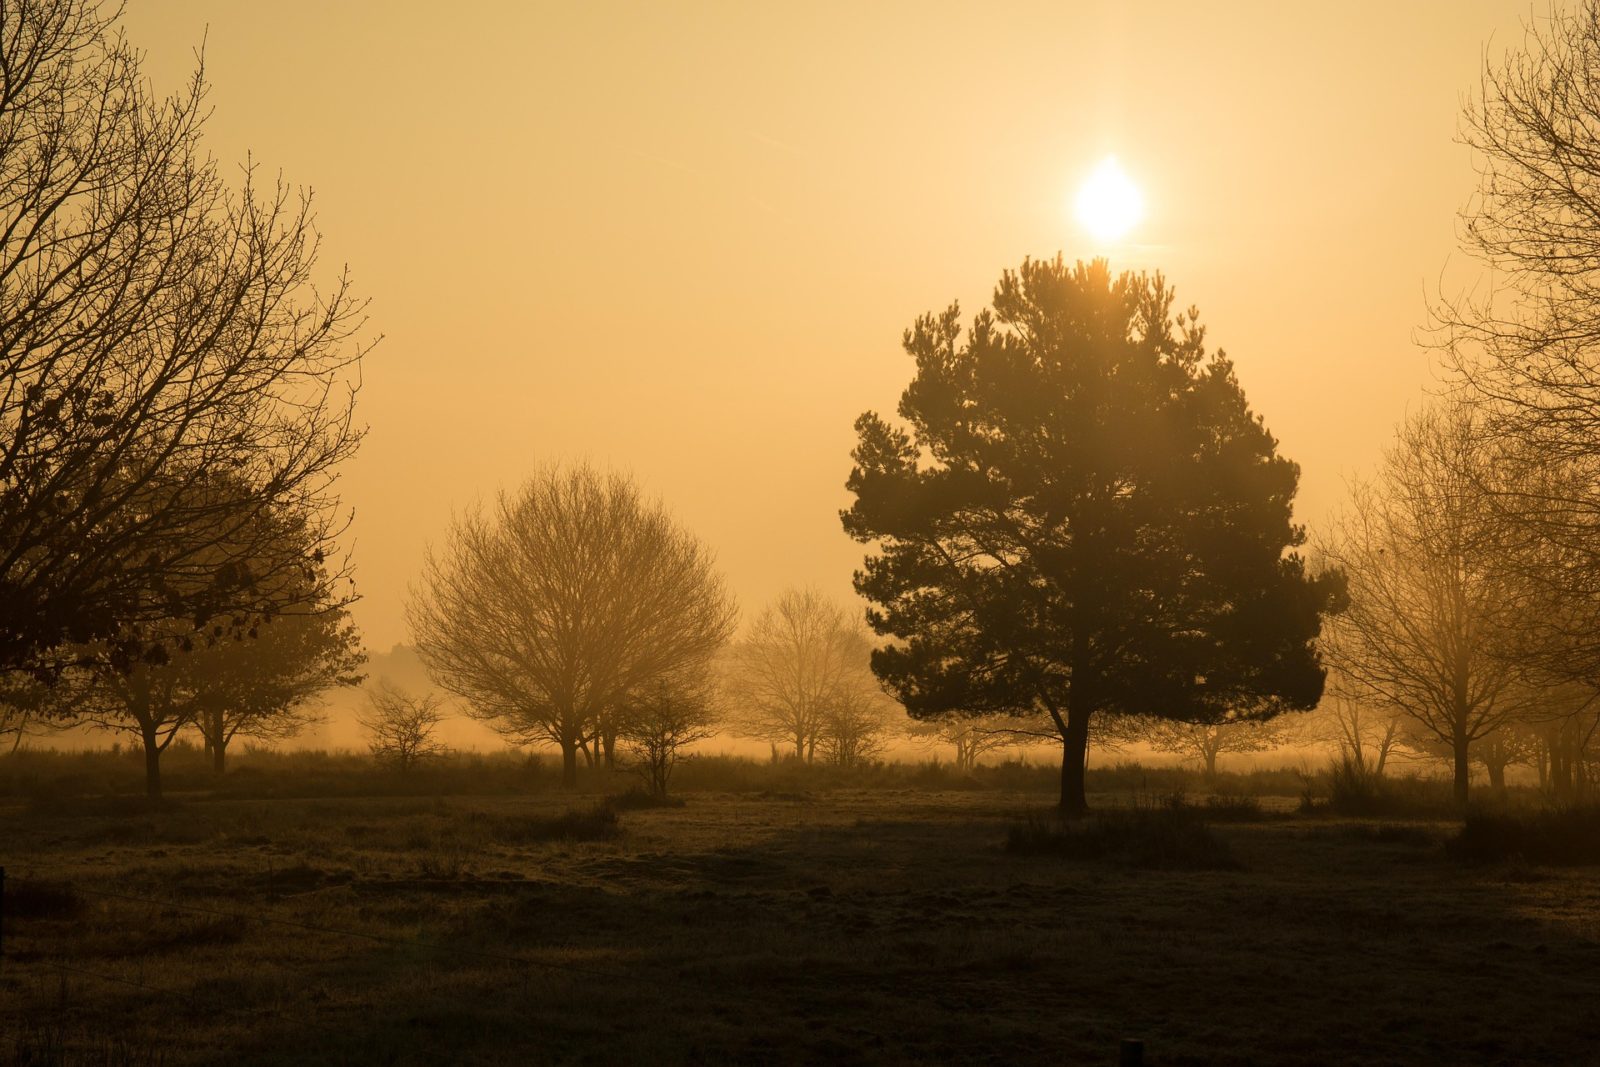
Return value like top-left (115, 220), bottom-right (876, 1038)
top-left (817, 685), bottom-right (897, 768)
top-left (1439, 1), bottom-right (1600, 451)
top-left (1425, 3), bottom-right (1600, 688)
top-left (1298, 672), bottom-right (1406, 778)
top-left (910, 713), bottom-right (1052, 773)
top-left (729, 588), bottom-right (876, 763)
top-left (1143, 716), bottom-right (1290, 780)
top-left (0, 1), bottom-right (369, 675)
top-left (409, 466), bottom-right (737, 788)
top-left (359, 684), bottom-right (448, 772)
top-left (617, 675), bottom-right (718, 799)
top-left (1321, 404), bottom-right (1541, 805)
top-left (1522, 682), bottom-right (1600, 800)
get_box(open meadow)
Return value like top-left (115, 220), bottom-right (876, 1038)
top-left (3, 751), bottom-right (1598, 1066)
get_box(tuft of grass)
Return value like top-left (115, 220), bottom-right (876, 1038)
top-left (1005, 807), bottom-right (1240, 870)
top-left (1199, 793), bottom-right (1266, 821)
top-left (1311, 757), bottom-right (1460, 818)
top-left (1446, 806), bottom-right (1600, 866)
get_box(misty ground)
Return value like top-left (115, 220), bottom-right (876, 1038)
top-left (2, 761), bottom-right (1597, 1066)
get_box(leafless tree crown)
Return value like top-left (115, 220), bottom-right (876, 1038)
top-left (408, 465), bottom-right (736, 784)
top-left (0, 0), bottom-right (370, 671)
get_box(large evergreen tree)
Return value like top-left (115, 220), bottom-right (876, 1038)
top-left (842, 257), bottom-right (1343, 812)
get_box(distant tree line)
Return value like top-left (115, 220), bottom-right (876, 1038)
top-left (12, 0), bottom-right (1600, 818)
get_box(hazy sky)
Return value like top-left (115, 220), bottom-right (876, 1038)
top-left (124, 1), bottom-right (1538, 652)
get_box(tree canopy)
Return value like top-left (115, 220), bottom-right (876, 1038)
top-left (843, 257), bottom-right (1344, 811)
top-left (0, 1), bottom-right (368, 675)
top-left (409, 465), bottom-right (737, 788)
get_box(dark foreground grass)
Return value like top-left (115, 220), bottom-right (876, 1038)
top-left (1006, 806), bottom-right (1241, 870)
top-left (0, 743), bottom-right (1324, 804)
top-left (4, 787), bottom-right (1599, 1065)
top-left (1447, 805), bottom-right (1600, 865)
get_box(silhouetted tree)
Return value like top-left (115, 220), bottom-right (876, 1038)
top-left (189, 597), bottom-right (364, 774)
top-left (910, 713), bottom-right (1052, 773)
top-left (844, 257), bottom-right (1342, 813)
top-left (60, 619), bottom-right (205, 798)
top-left (817, 686), bottom-right (896, 768)
top-left (617, 675), bottom-right (718, 799)
top-left (1530, 687), bottom-right (1600, 800)
top-left (0, 672), bottom-right (47, 754)
top-left (729, 589), bottom-right (877, 763)
top-left (410, 466), bottom-right (737, 788)
top-left (1142, 716), bottom-right (1290, 780)
top-left (1302, 689), bottom-right (1404, 779)
top-left (359, 684), bottom-right (448, 772)
top-left (1322, 404), bottom-right (1541, 806)
top-left (0, 1), bottom-right (368, 675)
top-left (43, 516), bottom-right (359, 796)
top-left (1424, 2), bottom-right (1600, 689)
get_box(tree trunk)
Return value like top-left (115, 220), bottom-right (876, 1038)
top-left (213, 735), bottom-right (227, 775)
top-left (602, 731), bottom-right (616, 770)
top-left (1452, 734), bottom-right (1471, 808)
top-left (143, 730), bottom-right (163, 800)
top-left (1203, 748), bottom-right (1219, 780)
top-left (1058, 705), bottom-right (1091, 815)
top-left (1485, 760), bottom-right (1507, 791)
top-left (1550, 745), bottom-right (1574, 801)
top-left (561, 742), bottom-right (579, 789)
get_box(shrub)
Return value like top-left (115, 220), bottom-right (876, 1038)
top-left (1199, 793), bottom-right (1266, 821)
top-left (1447, 806), bottom-right (1600, 866)
top-left (1004, 807), bottom-right (1240, 870)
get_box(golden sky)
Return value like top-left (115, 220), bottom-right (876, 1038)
top-left (124, 1), bottom-right (1535, 651)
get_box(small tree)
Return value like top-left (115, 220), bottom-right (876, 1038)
top-left (58, 622), bottom-right (203, 799)
top-left (359, 685), bottom-right (448, 772)
top-left (1322, 404), bottom-right (1542, 805)
top-left (910, 713), bottom-right (1052, 773)
top-left (844, 257), bottom-right (1343, 813)
top-left (730, 588), bottom-right (876, 763)
top-left (1143, 716), bottom-right (1290, 780)
top-left (617, 677), bottom-right (718, 799)
top-left (410, 466), bottom-right (737, 787)
top-left (189, 605), bottom-right (364, 774)
top-left (1302, 688), bottom-right (1405, 779)
top-left (818, 686), bottom-right (896, 768)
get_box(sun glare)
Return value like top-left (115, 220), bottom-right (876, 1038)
top-left (1074, 157), bottom-right (1144, 242)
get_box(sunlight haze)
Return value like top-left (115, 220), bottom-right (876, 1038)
top-left (121, 0), bottom-right (1533, 649)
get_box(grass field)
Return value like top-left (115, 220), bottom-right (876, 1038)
top-left (3, 756), bottom-right (1598, 1065)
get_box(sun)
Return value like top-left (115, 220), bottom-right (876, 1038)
top-left (1074, 157), bottom-right (1144, 242)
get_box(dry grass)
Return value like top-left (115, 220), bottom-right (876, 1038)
top-left (2, 780), bottom-right (1597, 1065)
